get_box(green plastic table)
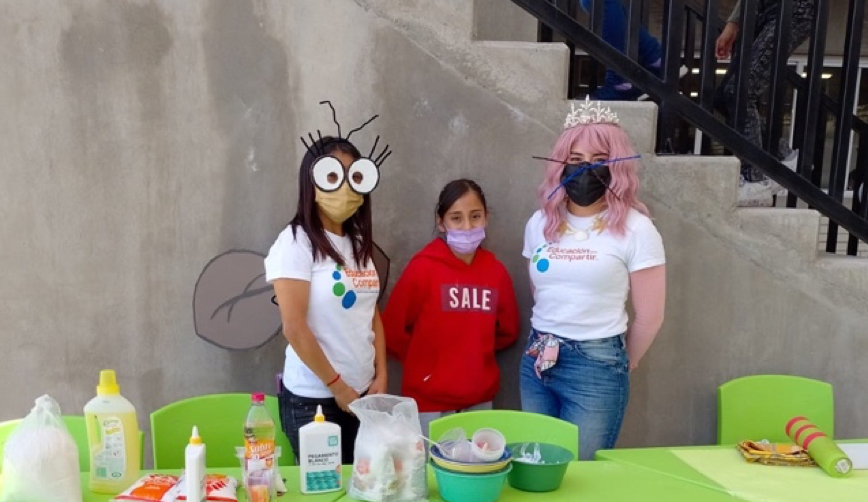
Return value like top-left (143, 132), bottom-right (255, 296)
top-left (79, 466), bottom-right (352, 502)
top-left (596, 444), bottom-right (868, 502)
top-left (75, 462), bottom-right (751, 502)
top-left (337, 461), bottom-right (750, 501)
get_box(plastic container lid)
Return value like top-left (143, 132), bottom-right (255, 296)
top-left (251, 392), bottom-right (265, 403)
top-left (97, 370), bottom-right (120, 396)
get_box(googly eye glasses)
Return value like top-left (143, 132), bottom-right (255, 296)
top-left (311, 155), bottom-right (380, 195)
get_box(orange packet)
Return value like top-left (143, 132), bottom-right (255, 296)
top-left (113, 474), bottom-right (179, 501)
top-left (175, 474), bottom-right (239, 502)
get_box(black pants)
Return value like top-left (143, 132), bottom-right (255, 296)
top-left (713, 0), bottom-right (814, 181)
top-left (278, 383), bottom-right (361, 464)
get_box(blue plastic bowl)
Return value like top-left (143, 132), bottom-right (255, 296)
top-left (430, 444), bottom-right (512, 473)
top-left (431, 461), bottom-right (512, 502)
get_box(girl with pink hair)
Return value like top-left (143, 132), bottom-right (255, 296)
top-left (520, 101), bottom-right (666, 460)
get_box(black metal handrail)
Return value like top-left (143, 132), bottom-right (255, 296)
top-left (513, 0), bottom-right (868, 255)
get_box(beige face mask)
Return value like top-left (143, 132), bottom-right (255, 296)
top-left (315, 184), bottom-right (364, 224)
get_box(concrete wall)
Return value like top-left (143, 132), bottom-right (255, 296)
top-left (0, 0), bottom-right (552, 442)
top-left (1, 0), bottom-right (866, 466)
top-left (628, 155), bottom-right (868, 446)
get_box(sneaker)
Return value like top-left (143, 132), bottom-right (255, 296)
top-left (637, 65), bottom-right (688, 101)
top-left (737, 174), bottom-right (778, 207)
top-left (775, 149), bottom-right (799, 196)
top-left (590, 84), bottom-right (644, 101)
top-left (781, 150), bottom-right (799, 171)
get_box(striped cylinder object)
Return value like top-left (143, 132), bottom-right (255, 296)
top-left (785, 416), bottom-right (852, 477)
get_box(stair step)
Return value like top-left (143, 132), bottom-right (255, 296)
top-left (817, 217), bottom-right (868, 258)
top-left (815, 255), bottom-right (868, 305)
top-left (475, 41), bottom-right (570, 113)
top-left (735, 208), bottom-right (822, 263)
top-left (355, 0), bottom-right (475, 40)
top-left (599, 101), bottom-right (659, 154)
top-left (474, 0), bottom-right (539, 43)
top-left (641, 155), bottom-right (740, 217)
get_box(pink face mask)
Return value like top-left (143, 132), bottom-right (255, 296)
top-left (446, 226), bottom-right (486, 254)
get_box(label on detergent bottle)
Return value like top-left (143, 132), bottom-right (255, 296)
top-left (93, 416), bottom-right (126, 480)
top-left (304, 434), bottom-right (342, 492)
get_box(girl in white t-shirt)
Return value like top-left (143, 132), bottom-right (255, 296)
top-left (265, 135), bottom-right (388, 463)
top-left (521, 100), bottom-right (666, 460)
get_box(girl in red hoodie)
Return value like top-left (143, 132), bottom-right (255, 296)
top-left (383, 179), bottom-right (520, 435)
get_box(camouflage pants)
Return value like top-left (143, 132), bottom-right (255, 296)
top-left (714, 0), bottom-right (814, 182)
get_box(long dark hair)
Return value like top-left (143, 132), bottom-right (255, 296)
top-left (435, 179), bottom-right (489, 220)
top-left (290, 136), bottom-right (373, 267)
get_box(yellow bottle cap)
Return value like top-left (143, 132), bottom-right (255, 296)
top-left (314, 404), bottom-right (325, 422)
top-left (190, 426), bottom-right (202, 445)
top-left (97, 370), bottom-right (120, 396)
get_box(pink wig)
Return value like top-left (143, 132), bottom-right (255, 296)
top-left (538, 123), bottom-right (650, 242)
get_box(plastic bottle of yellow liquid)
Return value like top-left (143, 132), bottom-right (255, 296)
top-left (84, 370), bottom-right (142, 493)
top-left (299, 405), bottom-right (342, 493)
top-left (244, 392), bottom-right (276, 501)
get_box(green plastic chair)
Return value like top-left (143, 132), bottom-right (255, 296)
top-left (717, 374), bottom-right (834, 444)
top-left (0, 416), bottom-right (144, 472)
top-left (150, 393), bottom-right (294, 469)
top-left (428, 410), bottom-right (579, 461)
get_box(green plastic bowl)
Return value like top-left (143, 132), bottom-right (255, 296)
top-left (431, 460), bottom-right (512, 502)
top-left (506, 442), bottom-right (573, 492)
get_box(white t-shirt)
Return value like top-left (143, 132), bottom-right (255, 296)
top-left (522, 209), bottom-right (665, 341)
top-left (264, 225), bottom-right (379, 398)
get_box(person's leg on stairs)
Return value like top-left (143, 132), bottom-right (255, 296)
top-left (580, 0), bottom-right (662, 100)
top-left (733, 14), bottom-right (774, 205)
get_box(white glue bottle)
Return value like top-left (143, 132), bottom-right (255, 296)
top-left (185, 426), bottom-right (206, 502)
top-left (299, 405), bottom-right (342, 493)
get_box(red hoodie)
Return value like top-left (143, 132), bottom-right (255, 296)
top-left (383, 238), bottom-right (520, 412)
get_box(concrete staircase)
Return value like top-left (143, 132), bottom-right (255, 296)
top-left (353, 0), bottom-right (868, 444)
top-left (353, 0), bottom-right (868, 295)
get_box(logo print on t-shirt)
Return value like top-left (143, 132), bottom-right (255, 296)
top-left (332, 264), bottom-right (357, 309)
top-left (532, 245), bottom-right (550, 273)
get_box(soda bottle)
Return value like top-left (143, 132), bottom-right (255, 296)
top-left (244, 393), bottom-right (276, 500)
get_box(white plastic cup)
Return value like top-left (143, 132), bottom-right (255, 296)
top-left (246, 469), bottom-right (273, 502)
top-left (236, 446), bottom-right (283, 499)
top-left (471, 428), bottom-right (506, 462)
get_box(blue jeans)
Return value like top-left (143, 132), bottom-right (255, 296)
top-left (579, 0), bottom-right (662, 86)
top-left (520, 329), bottom-right (630, 461)
top-left (278, 383), bottom-right (361, 464)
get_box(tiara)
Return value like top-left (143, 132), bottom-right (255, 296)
top-left (564, 97), bottom-right (619, 128)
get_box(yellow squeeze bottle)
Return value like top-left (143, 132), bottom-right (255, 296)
top-left (84, 370), bottom-right (142, 493)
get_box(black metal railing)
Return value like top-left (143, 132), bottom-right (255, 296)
top-left (514, 0), bottom-right (868, 255)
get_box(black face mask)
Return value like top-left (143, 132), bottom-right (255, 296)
top-left (562, 163), bottom-right (611, 206)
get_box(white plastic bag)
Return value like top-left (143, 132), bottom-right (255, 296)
top-left (436, 428), bottom-right (472, 462)
top-left (349, 395), bottom-right (427, 502)
top-left (0, 395), bottom-right (83, 502)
